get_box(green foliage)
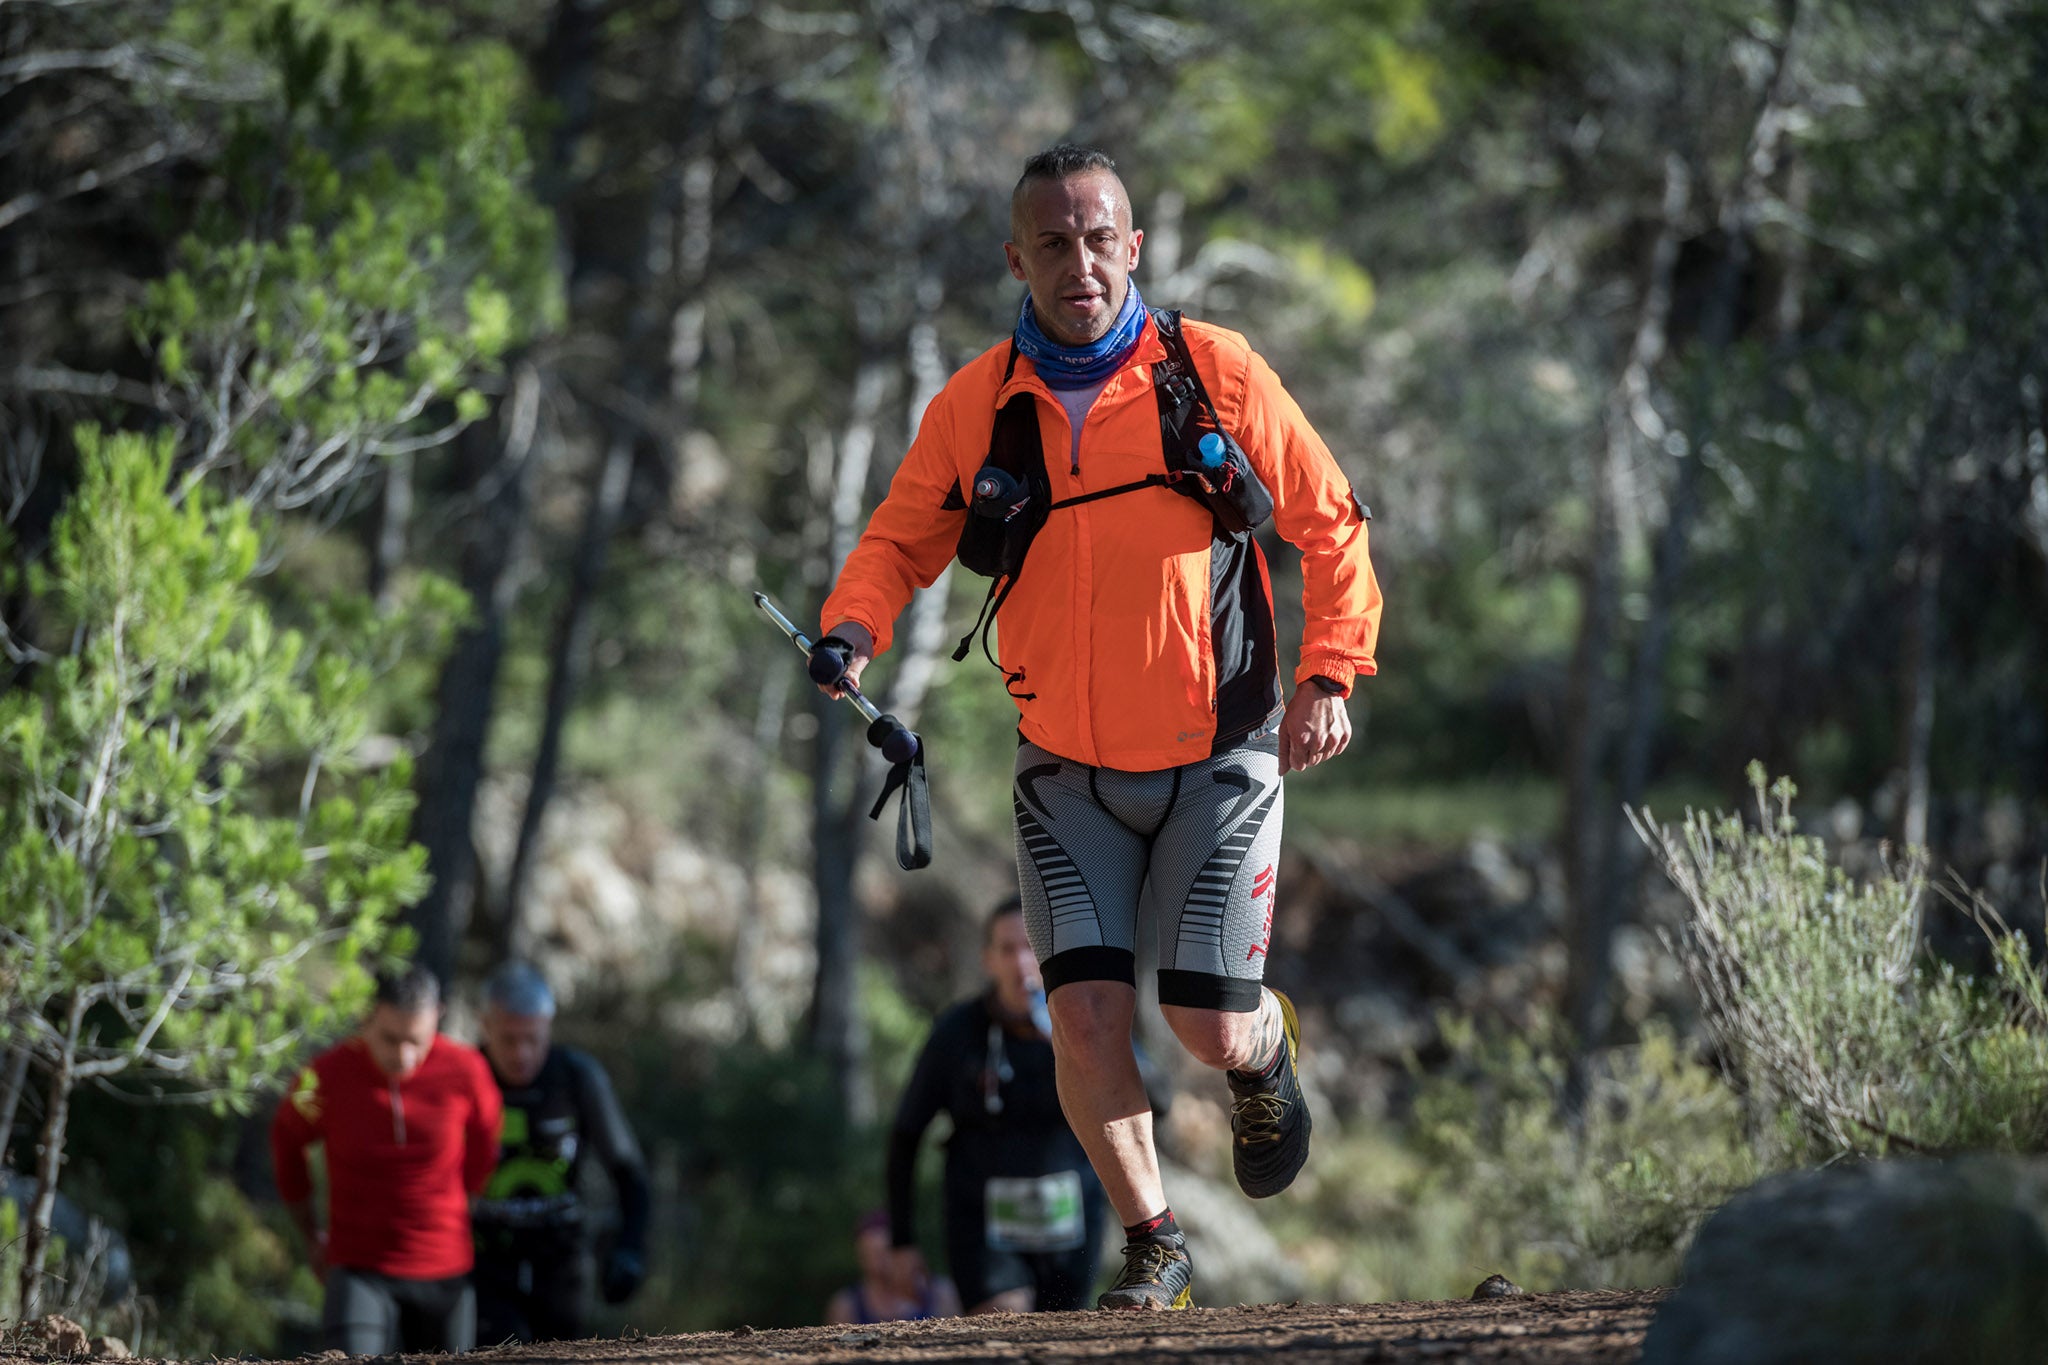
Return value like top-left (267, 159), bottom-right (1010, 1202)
top-left (1269, 1014), bottom-right (1755, 1301)
top-left (1287, 771), bottom-right (1559, 844)
top-left (1271, 1014), bottom-right (1758, 1302)
top-left (609, 967), bottom-right (941, 1332)
top-left (0, 1199), bottom-right (122, 1334)
top-left (1409, 1014), bottom-right (1758, 1285)
top-left (1167, 0), bottom-right (1446, 201)
top-left (57, 1096), bottom-right (315, 1357)
top-left (138, 0), bottom-right (557, 509)
top-left (656, 1043), bottom-right (883, 1330)
top-left (0, 427), bottom-right (436, 1099)
top-left (166, 1177), bottom-right (309, 1356)
top-left (1642, 767), bottom-right (2048, 1159)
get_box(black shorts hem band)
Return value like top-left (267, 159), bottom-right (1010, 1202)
top-left (1157, 970), bottom-right (1263, 1012)
top-left (1042, 946), bottom-right (1138, 993)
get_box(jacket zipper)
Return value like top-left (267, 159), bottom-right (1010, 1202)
top-left (1068, 396), bottom-right (1082, 476)
top-left (390, 1080), bottom-right (406, 1145)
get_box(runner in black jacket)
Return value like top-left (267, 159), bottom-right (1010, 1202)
top-left (886, 900), bottom-right (1172, 1312)
top-left (473, 963), bottom-right (652, 1344)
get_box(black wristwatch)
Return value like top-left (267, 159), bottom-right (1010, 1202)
top-left (1308, 675), bottom-right (1347, 696)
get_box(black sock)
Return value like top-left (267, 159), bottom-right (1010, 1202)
top-left (1124, 1208), bottom-right (1180, 1245)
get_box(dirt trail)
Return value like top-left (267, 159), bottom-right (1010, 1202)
top-left (476, 1291), bottom-right (1661, 1364)
top-left (5, 1290), bottom-right (1662, 1365)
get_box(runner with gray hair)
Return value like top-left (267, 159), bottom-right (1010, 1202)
top-left (473, 961), bottom-right (652, 1344)
top-left (483, 960), bottom-right (557, 1019)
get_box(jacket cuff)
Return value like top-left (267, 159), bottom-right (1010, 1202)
top-left (1295, 654), bottom-right (1362, 696)
top-left (821, 605), bottom-right (890, 658)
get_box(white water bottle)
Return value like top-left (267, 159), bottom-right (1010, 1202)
top-left (1027, 984), bottom-right (1052, 1038)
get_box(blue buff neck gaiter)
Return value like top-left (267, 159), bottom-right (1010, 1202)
top-left (1013, 280), bottom-right (1147, 390)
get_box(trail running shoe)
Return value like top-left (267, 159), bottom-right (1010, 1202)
top-left (1228, 988), bottom-right (1312, 1198)
top-left (1096, 1233), bottom-right (1194, 1311)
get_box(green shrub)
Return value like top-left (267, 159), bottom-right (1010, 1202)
top-left (54, 1095), bottom-right (318, 1358)
top-left (1269, 1014), bottom-right (1757, 1302)
top-left (592, 964), bottom-right (943, 1332)
top-left (1640, 765), bottom-right (2048, 1159)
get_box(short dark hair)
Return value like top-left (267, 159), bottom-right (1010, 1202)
top-left (1010, 144), bottom-right (1125, 237)
top-left (1017, 143), bottom-right (1117, 187)
top-left (374, 964), bottom-right (441, 1014)
top-left (984, 896), bottom-right (1025, 945)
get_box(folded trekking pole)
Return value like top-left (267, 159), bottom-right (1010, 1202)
top-left (753, 592), bottom-right (931, 870)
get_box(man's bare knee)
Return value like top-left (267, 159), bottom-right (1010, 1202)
top-left (1048, 981), bottom-right (1136, 1062)
top-left (1160, 1002), bottom-right (1259, 1071)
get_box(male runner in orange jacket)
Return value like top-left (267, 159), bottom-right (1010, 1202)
top-left (820, 143), bottom-right (1381, 1310)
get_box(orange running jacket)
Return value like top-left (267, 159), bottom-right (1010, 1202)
top-left (822, 313), bottom-right (1381, 773)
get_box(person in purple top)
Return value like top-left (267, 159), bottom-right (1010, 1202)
top-left (825, 1210), bottom-right (961, 1325)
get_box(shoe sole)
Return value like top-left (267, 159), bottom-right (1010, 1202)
top-left (1097, 1284), bottom-right (1195, 1311)
top-left (1239, 989), bottom-right (1311, 1200)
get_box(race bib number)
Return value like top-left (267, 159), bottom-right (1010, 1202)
top-left (985, 1170), bottom-right (1085, 1253)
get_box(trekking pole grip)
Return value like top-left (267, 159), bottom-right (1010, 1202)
top-left (869, 714), bottom-right (919, 766)
top-left (808, 635), bottom-right (855, 687)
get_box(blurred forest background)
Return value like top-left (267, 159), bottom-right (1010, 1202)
top-left (5, 0), bottom-right (2048, 1352)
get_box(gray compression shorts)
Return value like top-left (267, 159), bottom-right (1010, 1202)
top-left (1012, 733), bottom-right (1283, 1012)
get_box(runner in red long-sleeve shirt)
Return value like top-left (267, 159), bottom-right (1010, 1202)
top-left (272, 966), bottom-right (503, 1354)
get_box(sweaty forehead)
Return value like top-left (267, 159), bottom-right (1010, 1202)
top-left (1013, 171), bottom-right (1131, 240)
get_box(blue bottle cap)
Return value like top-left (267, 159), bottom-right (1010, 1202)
top-left (1198, 432), bottom-right (1227, 467)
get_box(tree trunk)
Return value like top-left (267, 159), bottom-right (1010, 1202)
top-left (368, 456), bottom-right (413, 613)
top-left (501, 9), bottom-right (722, 955)
top-left (883, 278), bottom-right (954, 731)
top-left (805, 357), bottom-right (896, 1126)
top-left (1563, 152), bottom-right (1689, 1052)
top-left (1570, 0), bottom-right (1805, 1052)
top-left (809, 688), bottom-right (869, 1120)
top-left (801, 2), bottom-right (960, 1123)
top-left (0, 1042), bottom-right (29, 1165)
top-left (1897, 472), bottom-right (1941, 848)
top-left (405, 363), bottom-right (542, 985)
top-left (499, 425), bottom-right (635, 959)
top-left (401, 0), bottom-right (619, 982)
top-left (18, 997), bottom-right (79, 1321)
top-left (803, 300), bottom-right (953, 1115)
top-left (734, 655), bottom-right (792, 1040)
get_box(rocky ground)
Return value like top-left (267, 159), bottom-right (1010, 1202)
top-left (9, 1293), bottom-right (1664, 1365)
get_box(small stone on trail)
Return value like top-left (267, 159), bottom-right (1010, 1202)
top-left (834, 1330), bottom-right (881, 1345)
top-left (30, 1317), bottom-right (91, 1356)
top-left (1471, 1273), bottom-right (1524, 1299)
top-left (731, 1324), bottom-right (756, 1336)
top-left (89, 1337), bottom-right (131, 1359)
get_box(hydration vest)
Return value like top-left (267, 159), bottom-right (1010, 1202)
top-left (947, 309), bottom-right (1276, 675)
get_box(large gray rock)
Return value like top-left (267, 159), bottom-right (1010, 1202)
top-left (1643, 1156), bottom-right (2048, 1364)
